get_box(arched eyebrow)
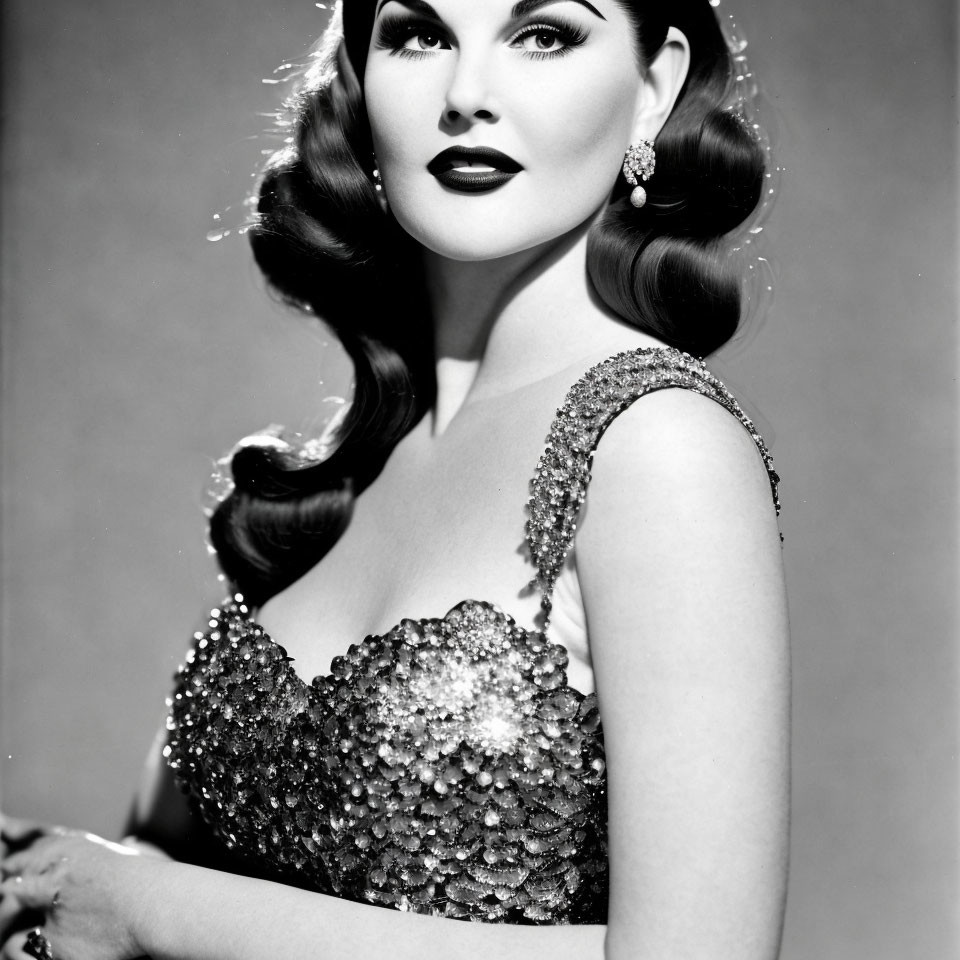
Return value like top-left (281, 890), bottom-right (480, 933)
top-left (374, 0), bottom-right (606, 21)
top-left (375, 0), bottom-right (438, 18)
top-left (512, 0), bottom-right (606, 20)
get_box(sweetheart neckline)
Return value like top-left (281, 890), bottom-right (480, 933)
top-left (228, 596), bottom-right (597, 705)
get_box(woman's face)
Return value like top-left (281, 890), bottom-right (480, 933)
top-left (364, 0), bottom-right (648, 261)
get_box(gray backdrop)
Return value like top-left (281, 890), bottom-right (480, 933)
top-left (1, 2), bottom-right (956, 958)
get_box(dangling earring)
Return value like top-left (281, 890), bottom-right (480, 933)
top-left (622, 139), bottom-right (656, 209)
top-left (372, 154), bottom-right (387, 211)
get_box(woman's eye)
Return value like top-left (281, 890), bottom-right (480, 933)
top-left (375, 17), bottom-right (451, 57)
top-left (511, 23), bottom-right (586, 58)
top-left (519, 30), bottom-right (562, 52)
top-left (403, 31), bottom-right (447, 52)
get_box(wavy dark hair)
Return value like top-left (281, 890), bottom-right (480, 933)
top-left (210, 0), bottom-right (769, 607)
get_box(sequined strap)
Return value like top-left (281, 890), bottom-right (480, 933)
top-left (524, 347), bottom-right (780, 617)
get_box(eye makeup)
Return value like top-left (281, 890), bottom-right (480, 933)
top-left (508, 18), bottom-right (588, 59)
top-left (374, 15), bottom-right (451, 59)
top-left (374, 11), bottom-right (590, 61)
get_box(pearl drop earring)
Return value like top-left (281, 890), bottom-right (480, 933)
top-left (622, 140), bottom-right (656, 209)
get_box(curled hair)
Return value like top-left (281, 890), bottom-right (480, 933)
top-left (211, 1), bottom-right (769, 606)
top-left (589, 2), bottom-right (767, 357)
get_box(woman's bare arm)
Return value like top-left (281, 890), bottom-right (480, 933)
top-left (124, 858), bottom-right (605, 960)
top-left (578, 389), bottom-right (790, 960)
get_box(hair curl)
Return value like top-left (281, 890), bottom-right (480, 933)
top-left (210, 0), bottom-right (769, 607)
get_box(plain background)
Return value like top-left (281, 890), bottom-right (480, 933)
top-left (1, 2), bottom-right (956, 957)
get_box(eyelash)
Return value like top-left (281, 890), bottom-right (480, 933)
top-left (374, 16), bottom-right (588, 61)
top-left (374, 17), bottom-right (444, 59)
top-left (512, 20), bottom-right (588, 59)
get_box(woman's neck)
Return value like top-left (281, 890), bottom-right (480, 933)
top-left (422, 221), bottom-right (657, 434)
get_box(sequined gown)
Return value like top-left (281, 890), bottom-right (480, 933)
top-left (165, 347), bottom-right (780, 925)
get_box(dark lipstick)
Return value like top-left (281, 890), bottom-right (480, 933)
top-left (427, 146), bottom-right (522, 193)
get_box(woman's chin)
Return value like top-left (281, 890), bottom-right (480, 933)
top-left (388, 189), bottom-right (607, 265)
top-left (393, 212), bottom-right (577, 264)
top-left (395, 219), bottom-right (531, 262)
top-left (421, 241), bottom-right (533, 263)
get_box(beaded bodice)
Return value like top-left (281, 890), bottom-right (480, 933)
top-left (165, 347), bottom-right (780, 924)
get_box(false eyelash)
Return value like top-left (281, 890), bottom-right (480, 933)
top-left (509, 18), bottom-right (589, 59)
top-left (374, 14), bottom-right (449, 58)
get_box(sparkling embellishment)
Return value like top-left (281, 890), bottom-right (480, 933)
top-left (525, 347), bottom-right (780, 618)
top-left (167, 597), bottom-right (607, 923)
top-left (166, 346), bottom-right (779, 926)
top-left (622, 140), bottom-right (656, 187)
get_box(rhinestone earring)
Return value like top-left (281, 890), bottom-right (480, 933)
top-left (622, 140), bottom-right (656, 209)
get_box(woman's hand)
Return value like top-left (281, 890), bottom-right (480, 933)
top-left (0, 814), bottom-right (64, 956)
top-left (1, 829), bottom-right (151, 960)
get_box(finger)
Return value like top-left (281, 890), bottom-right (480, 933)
top-left (0, 893), bottom-right (42, 944)
top-left (0, 877), bottom-right (55, 915)
top-left (0, 855), bottom-right (27, 882)
top-left (0, 819), bottom-right (48, 858)
top-left (0, 891), bottom-right (24, 939)
top-left (1, 843), bottom-right (60, 880)
top-left (2, 818), bottom-right (69, 849)
top-left (0, 817), bottom-right (39, 841)
top-left (0, 929), bottom-right (33, 960)
top-left (1, 816), bottom-right (57, 843)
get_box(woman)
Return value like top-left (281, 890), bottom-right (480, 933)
top-left (0, 0), bottom-right (789, 956)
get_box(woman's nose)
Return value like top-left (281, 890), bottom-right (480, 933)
top-left (441, 53), bottom-right (498, 126)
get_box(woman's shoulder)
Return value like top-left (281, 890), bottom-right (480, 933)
top-left (523, 344), bottom-right (782, 608)
top-left (593, 381), bottom-right (773, 489)
top-left (585, 379), bottom-right (779, 531)
top-left (574, 377), bottom-right (785, 615)
top-left (536, 344), bottom-right (779, 508)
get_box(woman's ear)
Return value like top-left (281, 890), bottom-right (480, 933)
top-left (632, 27), bottom-right (691, 141)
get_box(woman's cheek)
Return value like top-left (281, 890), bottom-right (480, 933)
top-left (366, 70), bottom-right (417, 160)
top-left (536, 110), bottom-right (632, 208)
top-left (368, 64), bottom-right (444, 135)
top-left (560, 72), bottom-right (636, 155)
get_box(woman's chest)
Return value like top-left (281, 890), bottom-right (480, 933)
top-left (255, 401), bottom-right (573, 687)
